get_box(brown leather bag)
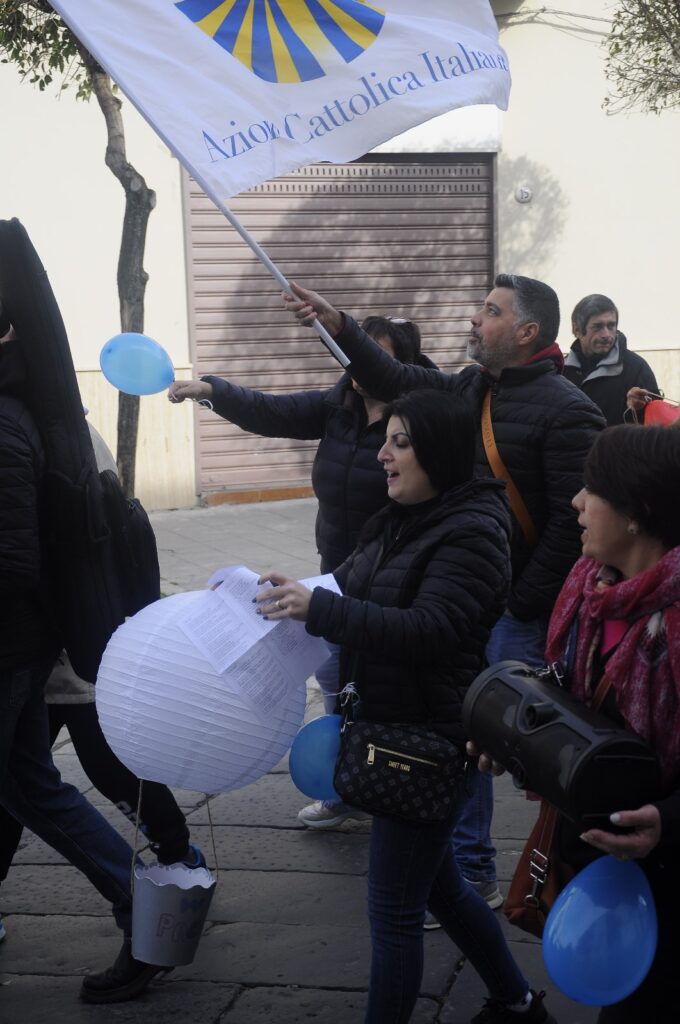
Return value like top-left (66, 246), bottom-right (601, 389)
top-left (503, 674), bottom-right (613, 937)
top-left (503, 800), bottom-right (575, 938)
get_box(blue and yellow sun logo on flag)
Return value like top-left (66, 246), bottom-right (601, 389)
top-left (174, 0), bottom-right (386, 84)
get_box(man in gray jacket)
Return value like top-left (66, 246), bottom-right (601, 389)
top-left (564, 293), bottom-right (658, 426)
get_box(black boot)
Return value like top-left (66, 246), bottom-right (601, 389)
top-left (80, 941), bottom-right (173, 1004)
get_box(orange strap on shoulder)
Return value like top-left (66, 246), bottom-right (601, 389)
top-left (481, 389), bottom-right (538, 549)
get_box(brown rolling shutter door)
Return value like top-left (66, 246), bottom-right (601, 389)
top-left (183, 155), bottom-right (494, 501)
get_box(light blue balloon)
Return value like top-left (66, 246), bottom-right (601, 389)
top-left (100, 333), bottom-right (174, 395)
top-left (543, 855), bottom-right (657, 1006)
top-left (289, 714), bottom-right (342, 801)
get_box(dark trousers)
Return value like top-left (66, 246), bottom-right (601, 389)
top-left (0, 660), bottom-right (134, 933)
top-left (0, 699), bottom-right (190, 881)
top-left (365, 787), bottom-right (527, 1023)
top-left (597, 857), bottom-right (678, 1023)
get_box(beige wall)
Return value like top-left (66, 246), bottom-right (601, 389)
top-left (494, 0), bottom-right (680, 363)
top-left (0, 62), bottom-right (197, 509)
top-left (77, 367), bottom-right (197, 510)
top-left (643, 352), bottom-right (680, 406)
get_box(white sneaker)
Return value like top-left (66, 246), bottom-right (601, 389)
top-left (297, 800), bottom-right (370, 829)
top-left (465, 879), bottom-right (504, 910)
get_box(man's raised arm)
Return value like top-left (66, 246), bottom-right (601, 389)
top-left (283, 282), bottom-right (453, 402)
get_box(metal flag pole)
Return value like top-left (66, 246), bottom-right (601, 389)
top-left (191, 169), bottom-right (350, 370)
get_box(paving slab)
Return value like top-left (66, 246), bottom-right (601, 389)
top-left (219, 985), bottom-right (440, 1023)
top-left (0, 915), bottom-right (122, 977)
top-left (187, 771), bottom-right (337, 828)
top-left (2, 866), bottom-right (123, 917)
top-left (184, 824), bottom-right (371, 875)
top-left (0, 975), bottom-right (239, 1024)
top-left (208, 869), bottom-right (368, 925)
top-left (181, 921), bottom-right (460, 996)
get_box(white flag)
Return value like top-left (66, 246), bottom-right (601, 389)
top-left (51, 0), bottom-right (510, 200)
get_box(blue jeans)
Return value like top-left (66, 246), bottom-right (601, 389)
top-left (0, 659), bottom-right (136, 935)
top-left (366, 791), bottom-right (528, 1023)
top-left (453, 612), bottom-right (548, 882)
top-left (0, 700), bottom-right (190, 878)
top-left (315, 641), bottom-right (341, 716)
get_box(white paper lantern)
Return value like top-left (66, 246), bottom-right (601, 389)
top-left (96, 591), bottom-right (307, 793)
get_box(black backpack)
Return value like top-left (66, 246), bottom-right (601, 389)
top-left (98, 469), bottom-right (161, 618)
top-left (0, 217), bottom-right (161, 681)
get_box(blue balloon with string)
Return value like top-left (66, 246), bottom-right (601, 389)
top-left (100, 332), bottom-right (174, 395)
top-left (289, 714), bottom-right (342, 801)
top-left (543, 855), bottom-right (657, 1006)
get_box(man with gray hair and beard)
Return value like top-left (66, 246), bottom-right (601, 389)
top-left (282, 274), bottom-right (604, 915)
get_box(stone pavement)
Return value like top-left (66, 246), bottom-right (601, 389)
top-left (0, 499), bottom-right (598, 1023)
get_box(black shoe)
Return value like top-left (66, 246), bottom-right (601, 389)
top-left (471, 989), bottom-right (556, 1023)
top-left (80, 941), bottom-right (173, 1004)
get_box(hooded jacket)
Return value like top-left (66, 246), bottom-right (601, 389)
top-left (305, 477), bottom-right (512, 746)
top-left (563, 331), bottom-right (658, 427)
top-left (328, 315), bottom-right (605, 621)
top-left (204, 355), bottom-right (437, 572)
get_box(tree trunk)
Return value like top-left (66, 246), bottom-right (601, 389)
top-left (80, 47), bottom-right (156, 496)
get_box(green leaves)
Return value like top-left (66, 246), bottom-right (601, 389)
top-left (0, 1), bottom-right (93, 99)
top-left (605, 1), bottom-right (680, 114)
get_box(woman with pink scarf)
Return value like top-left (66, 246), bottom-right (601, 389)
top-left (544, 424), bottom-right (680, 1022)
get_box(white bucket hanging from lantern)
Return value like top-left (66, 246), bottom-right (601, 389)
top-left (96, 590), bottom-right (309, 793)
top-left (131, 861), bottom-right (217, 966)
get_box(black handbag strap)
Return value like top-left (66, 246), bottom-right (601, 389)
top-left (340, 535), bottom-right (386, 710)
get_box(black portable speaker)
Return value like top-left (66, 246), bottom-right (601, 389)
top-left (462, 661), bottom-right (660, 831)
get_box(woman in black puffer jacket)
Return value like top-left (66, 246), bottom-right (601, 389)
top-left (255, 390), bottom-right (555, 1024)
top-left (168, 317), bottom-right (433, 572)
top-left (169, 318), bottom-right (435, 812)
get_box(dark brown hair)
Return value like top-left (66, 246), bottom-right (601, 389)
top-left (584, 425), bottom-right (680, 549)
top-left (383, 389), bottom-right (476, 494)
top-left (361, 316), bottom-right (420, 364)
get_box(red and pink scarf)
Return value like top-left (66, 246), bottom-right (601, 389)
top-left (545, 548), bottom-right (680, 790)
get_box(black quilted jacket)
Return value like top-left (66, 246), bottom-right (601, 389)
top-left (205, 361), bottom-right (434, 572)
top-left (331, 316), bottom-right (605, 620)
top-left (305, 478), bottom-right (512, 745)
top-left (0, 343), bottom-right (58, 670)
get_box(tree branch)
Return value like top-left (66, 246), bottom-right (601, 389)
top-left (74, 42), bottom-right (157, 496)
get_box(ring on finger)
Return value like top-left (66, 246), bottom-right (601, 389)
top-left (275, 599), bottom-right (282, 610)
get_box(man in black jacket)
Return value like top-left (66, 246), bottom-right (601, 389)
top-left (283, 274), bottom-right (605, 907)
top-left (564, 293), bottom-right (658, 426)
top-left (0, 316), bottom-right (167, 1003)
